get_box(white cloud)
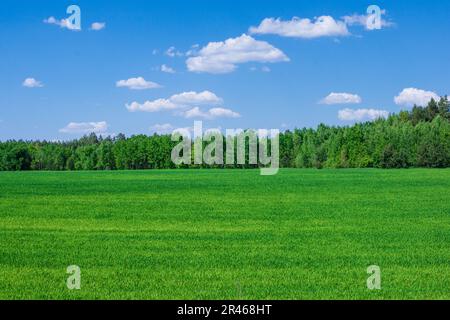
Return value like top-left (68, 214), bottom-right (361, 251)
top-left (182, 107), bottom-right (205, 119)
top-left (150, 123), bottom-right (174, 134)
top-left (165, 46), bottom-right (183, 57)
top-left (43, 16), bottom-right (80, 31)
top-left (126, 90), bottom-right (239, 119)
top-left (126, 99), bottom-right (178, 112)
top-left (320, 92), bottom-right (362, 105)
top-left (127, 90), bottom-right (223, 112)
top-left (43, 16), bottom-right (58, 24)
top-left (186, 34), bottom-right (289, 74)
top-left (183, 107), bottom-right (241, 120)
top-left (90, 22), bottom-right (106, 31)
top-left (343, 10), bottom-right (394, 30)
top-left (126, 91), bottom-right (218, 113)
top-left (186, 44), bottom-right (200, 57)
top-left (338, 108), bottom-right (389, 121)
top-left (23, 78), bottom-right (44, 88)
top-left (173, 126), bottom-right (194, 137)
top-left (249, 16), bottom-right (349, 39)
top-left (342, 14), bottom-right (371, 27)
top-left (169, 91), bottom-right (223, 106)
top-left (394, 88), bottom-right (440, 107)
top-left (116, 77), bottom-right (161, 90)
top-left (59, 121), bottom-right (108, 134)
top-left (161, 64), bottom-right (176, 74)
top-left (208, 107), bottom-right (240, 119)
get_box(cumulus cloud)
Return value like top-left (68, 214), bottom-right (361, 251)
top-left (208, 107), bottom-right (240, 119)
top-left (338, 108), bottom-right (389, 121)
top-left (320, 92), bottom-right (362, 105)
top-left (59, 121), bottom-right (108, 134)
top-left (126, 90), bottom-right (239, 119)
top-left (116, 77), bottom-right (161, 90)
top-left (126, 99), bottom-right (178, 112)
top-left (165, 46), bottom-right (184, 57)
top-left (169, 91), bottom-right (223, 106)
top-left (249, 16), bottom-right (349, 39)
top-left (126, 90), bottom-right (223, 112)
top-left (394, 88), bottom-right (440, 107)
top-left (126, 91), bottom-right (222, 112)
top-left (186, 34), bottom-right (289, 74)
top-left (173, 126), bottom-right (194, 137)
top-left (43, 16), bottom-right (80, 31)
top-left (161, 64), bottom-right (176, 73)
top-left (23, 78), bottom-right (44, 88)
top-left (150, 123), bottom-right (174, 134)
top-left (90, 22), bottom-right (106, 31)
top-left (185, 44), bottom-right (200, 57)
top-left (183, 107), bottom-right (241, 120)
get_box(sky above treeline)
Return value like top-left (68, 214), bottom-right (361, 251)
top-left (0, 0), bottom-right (449, 140)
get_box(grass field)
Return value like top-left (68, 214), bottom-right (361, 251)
top-left (0, 169), bottom-right (449, 299)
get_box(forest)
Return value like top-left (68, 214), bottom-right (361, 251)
top-left (1, 97), bottom-right (449, 171)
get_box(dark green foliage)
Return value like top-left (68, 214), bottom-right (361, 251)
top-left (1, 98), bottom-right (450, 171)
top-left (0, 142), bottom-right (32, 171)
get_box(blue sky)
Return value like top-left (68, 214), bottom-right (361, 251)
top-left (0, 0), bottom-right (449, 140)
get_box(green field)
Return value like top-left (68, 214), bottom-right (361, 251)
top-left (0, 169), bottom-right (449, 299)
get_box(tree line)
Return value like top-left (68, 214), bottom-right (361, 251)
top-left (1, 97), bottom-right (449, 171)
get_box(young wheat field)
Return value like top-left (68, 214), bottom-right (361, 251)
top-left (0, 169), bottom-right (449, 299)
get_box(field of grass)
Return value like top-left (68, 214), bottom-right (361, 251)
top-left (0, 169), bottom-right (449, 299)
